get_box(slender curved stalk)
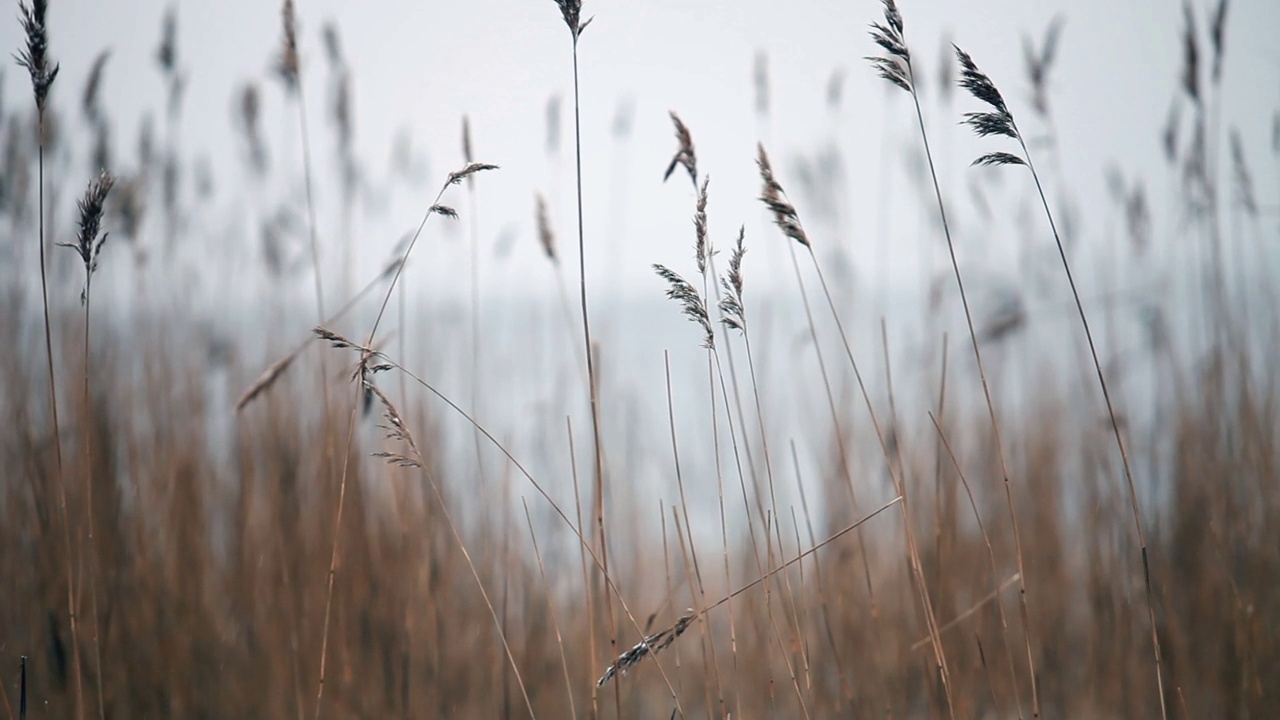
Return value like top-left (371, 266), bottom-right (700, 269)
top-left (871, 9), bottom-right (1032, 710)
top-left (1014, 126), bottom-right (1167, 720)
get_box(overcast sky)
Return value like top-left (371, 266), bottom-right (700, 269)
top-left (3, 0), bottom-right (1277, 303)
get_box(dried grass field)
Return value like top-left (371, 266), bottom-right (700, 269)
top-left (1, 0), bottom-right (1278, 717)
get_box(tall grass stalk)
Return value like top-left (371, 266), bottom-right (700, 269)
top-left (313, 161), bottom-right (493, 719)
top-left (868, 2), bottom-right (1030, 713)
top-left (757, 142), bottom-right (955, 717)
top-left (955, 43), bottom-right (1167, 720)
top-left (62, 170), bottom-right (115, 720)
top-left (548, 3), bottom-right (618, 713)
top-left (663, 351), bottom-right (726, 713)
top-left (15, 3), bottom-right (81, 717)
top-left (275, 0), bottom-right (334, 456)
top-left (330, 338), bottom-right (687, 713)
top-left (522, 499), bottom-right (578, 720)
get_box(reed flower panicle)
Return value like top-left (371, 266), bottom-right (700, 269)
top-left (596, 612), bottom-right (695, 687)
top-left (756, 143), bottom-right (810, 248)
top-left (16, 0), bottom-right (58, 110)
top-left (60, 170), bottom-right (116, 303)
top-left (653, 264), bottom-right (713, 349)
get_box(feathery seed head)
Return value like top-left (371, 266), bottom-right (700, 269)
top-left (81, 50), bottom-right (109, 124)
top-left (718, 226), bottom-right (747, 333)
top-left (365, 381), bottom-right (423, 469)
top-left (155, 6), bottom-right (176, 74)
top-left (448, 161), bottom-right (499, 186)
top-left (1181, 1), bottom-right (1200, 103)
top-left (429, 204), bottom-right (459, 220)
top-left (694, 175), bottom-right (709, 274)
top-left (16, 0), bottom-right (59, 111)
top-left (535, 192), bottom-right (556, 263)
top-left (954, 45), bottom-right (1010, 117)
top-left (60, 170), bottom-right (116, 301)
top-left (276, 0), bottom-right (299, 90)
top-left (1209, 0), bottom-right (1228, 84)
top-left (597, 611), bottom-right (696, 687)
top-left (868, 0), bottom-right (911, 91)
top-left (955, 44), bottom-right (1028, 167)
top-left (663, 111), bottom-right (697, 187)
top-left (654, 264), bottom-right (713, 349)
top-left (971, 151), bottom-right (1026, 168)
top-left (756, 143), bottom-right (811, 248)
top-left (552, 0), bottom-right (591, 39)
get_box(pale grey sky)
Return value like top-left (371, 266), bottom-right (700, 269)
top-left (3, 0), bottom-right (1277, 304)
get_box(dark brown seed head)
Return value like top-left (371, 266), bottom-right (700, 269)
top-left (276, 0), bottom-right (300, 90)
top-left (553, 0), bottom-right (589, 38)
top-left (654, 264), bottom-right (713, 350)
top-left (1181, 2), bottom-right (1200, 103)
top-left (16, 0), bottom-right (59, 112)
top-left (155, 6), bottom-right (176, 74)
top-left (663, 111), bottom-right (697, 187)
top-left (694, 175), bottom-right (709, 274)
top-left (81, 50), bottom-right (110, 124)
top-left (535, 193), bottom-right (556, 263)
top-left (60, 170), bottom-right (116, 298)
top-left (954, 45), bottom-right (1010, 117)
top-left (756, 143), bottom-right (810, 249)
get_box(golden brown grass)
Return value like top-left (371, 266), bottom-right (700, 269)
top-left (2, 1), bottom-right (1278, 718)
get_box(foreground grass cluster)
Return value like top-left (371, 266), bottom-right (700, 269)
top-left (1, 0), bottom-right (1276, 717)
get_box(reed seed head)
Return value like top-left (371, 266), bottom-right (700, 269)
top-left (16, 0), bottom-right (59, 112)
top-left (447, 161), bottom-right (499, 186)
top-left (1209, 0), bottom-right (1228, 84)
top-left (867, 0), bottom-right (912, 93)
top-left (1229, 129), bottom-right (1256, 216)
top-left (954, 45), bottom-right (1028, 168)
top-left (1022, 16), bottom-right (1063, 117)
top-left (461, 116), bottom-right (475, 186)
top-left (552, 0), bottom-right (591, 39)
top-left (654, 264), bottom-right (713, 349)
top-left (81, 49), bottom-right (109, 124)
top-left (60, 170), bottom-right (116, 302)
top-left (276, 0), bottom-right (299, 90)
top-left (597, 611), bottom-right (695, 687)
top-left (155, 5), bottom-right (176, 74)
top-left (535, 192), bottom-right (556, 263)
top-left (694, 175), bottom-right (709, 274)
top-left (718, 226), bottom-right (746, 333)
top-left (753, 50), bottom-right (769, 116)
top-left (756, 143), bottom-right (810, 248)
top-left (1181, 1), bottom-right (1200, 104)
top-left (365, 381), bottom-right (423, 469)
top-left (663, 111), bottom-right (697, 188)
top-left (955, 45), bottom-right (1010, 117)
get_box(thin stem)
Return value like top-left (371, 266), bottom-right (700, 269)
top-left (295, 83), bottom-right (329, 387)
top-left (664, 352), bottom-right (725, 713)
top-left (805, 250), bottom-right (955, 718)
top-left (381, 356), bottom-right (685, 714)
top-left (82, 275), bottom-right (105, 720)
top-left (312, 395), bottom-right (358, 720)
top-left (1015, 126), bottom-right (1167, 720)
top-left (522, 499), bottom-right (578, 720)
top-left (37, 120), bottom-right (83, 720)
top-left (699, 497), bottom-right (902, 618)
top-left (569, 34), bottom-right (617, 713)
top-left (908, 75), bottom-right (1030, 718)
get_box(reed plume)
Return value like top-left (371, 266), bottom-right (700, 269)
top-left (62, 170), bottom-right (115, 720)
top-left (868, 2), bottom-right (1030, 713)
top-left (16, 3), bottom-right (80, 716)
top-left (956, 41), bottom-right (1168, 720)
